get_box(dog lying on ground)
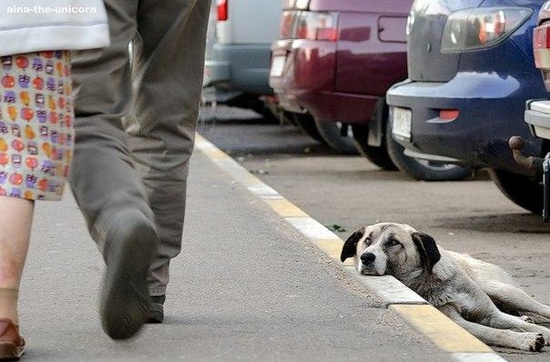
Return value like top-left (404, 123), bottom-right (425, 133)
top-left (339, 222), bottom-right (550, 352)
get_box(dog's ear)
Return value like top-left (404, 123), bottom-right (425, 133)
top-left (340, 228), bottom-right (365, 262)
top-left (411, 232), bottom-right (441, 274)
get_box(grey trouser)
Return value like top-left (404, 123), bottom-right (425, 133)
top-left (70, 0), bottom-right (211, 296)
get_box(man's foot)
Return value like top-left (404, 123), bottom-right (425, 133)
top-left (147, 295), bottom-right (165, 323)
top-left (0, 319), bottom-right (24, 360)
top-left (100, 216), bottom-right (159, 340)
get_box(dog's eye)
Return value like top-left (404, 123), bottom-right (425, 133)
top-left (365, 237), bottom-right (372, 245)
top-left (387, 239), bottom-right (401, 247)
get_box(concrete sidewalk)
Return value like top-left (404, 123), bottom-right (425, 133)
top-left (16, 135), bottom-right (503, 361)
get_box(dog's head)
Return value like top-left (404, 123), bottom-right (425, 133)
top-left (340, 223), bottom-right (441, 278)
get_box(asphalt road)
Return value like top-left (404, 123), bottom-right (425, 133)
top-left (198, 105), bottom-right (550, 362)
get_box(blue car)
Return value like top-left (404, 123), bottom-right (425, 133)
top-left (387, 0), bottom-right (547, 214)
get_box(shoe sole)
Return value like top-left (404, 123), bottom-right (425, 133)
top-left (147, 302), bottom-right (164, 324)
top-left (100, 222), bottom-right (157, 340)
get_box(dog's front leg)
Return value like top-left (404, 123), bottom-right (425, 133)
top-left (439, 305), bottom-right (545, 352)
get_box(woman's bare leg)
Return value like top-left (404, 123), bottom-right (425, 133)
top-left (0, 196), bottom-right (34, 325)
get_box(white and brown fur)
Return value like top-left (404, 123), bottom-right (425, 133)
top-left (340, 222), bottom-right (550, 352)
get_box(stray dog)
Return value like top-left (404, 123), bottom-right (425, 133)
top-left (339, 222), bottom-right (550, 352)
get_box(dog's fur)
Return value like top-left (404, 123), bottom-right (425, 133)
top-left (340, 222), bottom-right (550, 352)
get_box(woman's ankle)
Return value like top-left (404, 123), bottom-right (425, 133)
top-left (0, 289), bottom-right (19, 325)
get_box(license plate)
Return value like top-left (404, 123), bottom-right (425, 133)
top-left (270, 55), bottom-right (286, 77)
top-left (391, 107), bottom-right (412, 140)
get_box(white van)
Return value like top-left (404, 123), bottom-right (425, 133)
top-left (203, 0), bottom-right (283, 116)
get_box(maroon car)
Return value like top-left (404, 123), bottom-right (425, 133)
top-left (270, 0), bottom-right (471, 179)
top-left (269, 0), bottom-right (411, 167)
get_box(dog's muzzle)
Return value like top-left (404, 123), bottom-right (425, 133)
top-left (358, 252), bottom-right (377, 275)
top-left (360, 253), bottom-right (375, 265)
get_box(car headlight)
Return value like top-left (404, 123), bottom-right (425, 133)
top-left (441, 7), bottom-right (532, 53)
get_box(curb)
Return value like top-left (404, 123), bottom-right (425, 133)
top-left (194, 133), bottom-right (506, 362)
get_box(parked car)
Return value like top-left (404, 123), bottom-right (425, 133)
top-left (526, 2), bottom-right (550, 144)
top-left (270, 0), bottom-right (409, 156)
top-left (268, 0), bottom-right (471, 180)
top-left (525, 1), bottom-right (550, 145)
top-left (386, 0), bottom-right (547, 213)
top-left (514, 0), bottom-right (550, 218)
top-left (204, 0), bottom-right (283, 118)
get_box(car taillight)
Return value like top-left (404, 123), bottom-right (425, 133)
top-left (295, 11), bottom-right (338, 41)
top-left (278, 9), bottom-right (338, 41)
top-left (284, 0), bottom-right (310, 9)
top-left (534, 24), bottom-right (550, 69)
top-left (217, 0), bottom-right (228, 22)
top-left (279, 10), bottom-right (298, 39)
top-left (440, 7), bottom-right (531, 53)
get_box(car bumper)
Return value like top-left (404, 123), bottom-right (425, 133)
top-left (386, 72), bottom-right (543, 174)
top-left (203, 59), bottom-right (230, 88)
top-left (274, 89), bottom-right (379, 124)
top-left (525, 100), bottom-right (550, 140)
top-left (204, 43), bottom-right (273, 95)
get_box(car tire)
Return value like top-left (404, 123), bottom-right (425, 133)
top-left (352, 124), bottom-right (397, 171)
top-left (386, 121), bottom-right (472, 181)
top-left (314, 119), bottom-right (358, 154)
top-left (289, 113), bottom-right (327, 144)
top-left (489, 169), bottom-right (543, 215)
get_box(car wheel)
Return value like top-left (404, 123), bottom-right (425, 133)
top-left (289, 112), bottom-right (327, 144)
top-left (386, 121), bottom-right (472, 181)
top-left (352, 124), bottom-right (397, 171)
top-left (489, 169), bottom-right (543, 215)
top-left (314, 119), bottom-right (358, 154)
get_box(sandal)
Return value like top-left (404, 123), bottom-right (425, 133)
top-left (0, 319), bottom-right (25, 361)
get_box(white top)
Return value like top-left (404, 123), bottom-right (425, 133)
top-left (0, 0), bottom-right (110, 56)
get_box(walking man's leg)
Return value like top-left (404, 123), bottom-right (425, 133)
top-left (71, 0), bottom-right (211, 333)
top-left (70, 0), bottom-right (160, 340)
top-left (124, 0), bottom-right (212, 322)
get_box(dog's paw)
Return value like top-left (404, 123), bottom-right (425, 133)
top-left (519, 333), bottom-right (545, 352)
top-left (519, 315), bottom-right (535, 324)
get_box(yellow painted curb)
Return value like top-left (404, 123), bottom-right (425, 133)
top-left (199, 147), bottom-right (227, 160)
top-left (263, 198), bottom-right (310, 218)
top-left (390, 305), bottom-right (493, 353)
top-left (310, 238), bottom-right (350, 263)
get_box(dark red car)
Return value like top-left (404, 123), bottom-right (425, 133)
top-left (269, 0), bottom-right (471, 179)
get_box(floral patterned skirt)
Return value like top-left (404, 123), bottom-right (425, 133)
top-left (0, 51), bottom-right (73, 201)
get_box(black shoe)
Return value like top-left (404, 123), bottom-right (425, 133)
top-left (100, 215), bottom-right (159, 340)
top-left (147, 295), bottom-right (165, 323)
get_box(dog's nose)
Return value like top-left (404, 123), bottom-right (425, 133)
top-left (360, 253), bottom-right (375, 265)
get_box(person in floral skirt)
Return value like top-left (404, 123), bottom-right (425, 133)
top-left (0, 1), bottom-right (109, 359)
